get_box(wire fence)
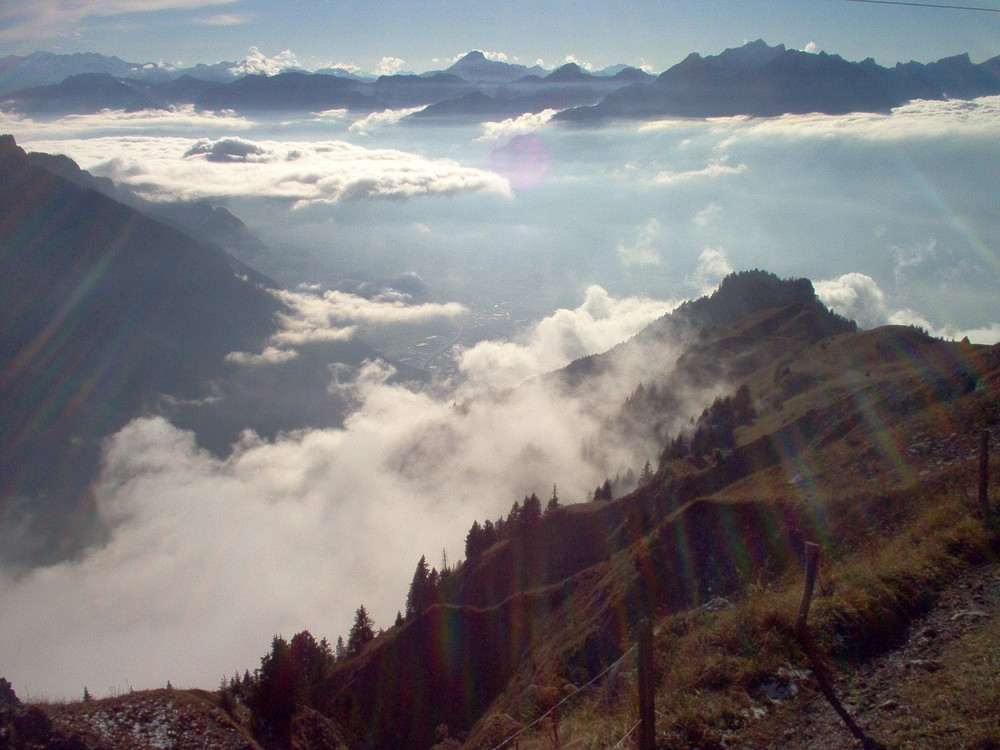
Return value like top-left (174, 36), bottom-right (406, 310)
top-left (488, 645), bottom-right (638, 750)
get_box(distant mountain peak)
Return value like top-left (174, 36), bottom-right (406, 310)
top-left (445, 51), bottom-right (532, 82)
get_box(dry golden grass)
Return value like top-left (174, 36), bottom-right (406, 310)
top-left (506, 467), bottom-right (997, 750)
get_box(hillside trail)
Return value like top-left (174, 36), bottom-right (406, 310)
top-left (726, 559), bottom-right (1000, 750)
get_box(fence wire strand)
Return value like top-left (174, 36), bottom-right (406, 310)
top-left (489, 645), bottom-right (637, 750)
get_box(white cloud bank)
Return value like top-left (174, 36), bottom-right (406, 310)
top-left (816, 272), bottom-right (1000, 343)
top-left (19, 135), bottom-right (513, 205)
top-left (0, 287), bottom-right (680, 699)
top-left (0, 106), bottom-right (253, 138)
top-left (349, 106), bottom-right (428, 135)
top-left (476, 109), bottom-right (559, 143)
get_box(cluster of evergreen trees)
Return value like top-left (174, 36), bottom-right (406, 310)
top-left (226, 608), bottom-right (378, 746)
top-left (464, 488), bottom-right (559, 559)
top-left (659, 384), bottom-right (756, 466)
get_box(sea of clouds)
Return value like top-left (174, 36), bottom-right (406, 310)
top-left (1, 93), bottom-right (998, 698)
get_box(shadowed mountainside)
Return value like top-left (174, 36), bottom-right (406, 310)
top-left (0, 136), bottom-right (401, 565)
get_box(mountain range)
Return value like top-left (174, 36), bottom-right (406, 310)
top-left (2, 41), bottom-right (998, 120)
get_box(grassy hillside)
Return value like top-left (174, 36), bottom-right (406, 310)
top-left (313, 288), bottom-right (998, 749)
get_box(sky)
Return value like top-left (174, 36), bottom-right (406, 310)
top-left (1, 0), bottom-right (1000, 702)
top-left (2, 0), bottom-right (1000, 73)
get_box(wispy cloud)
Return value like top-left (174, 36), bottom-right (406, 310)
top-left (687, 247), bottom-right (734, 295)
top-left (193, 12), bottom-right (251, 26)
top-left (349, 106), bottom-right (428, 135)
top-left (19, 134), bottom-right (513, 205)
top-left (0, 106), bottom-right (253, 137)
top-left (616, 218), bottom-right (663, 268)
top-left (654, 158), bottom-right (748, 184)
top-left (476, 109), bottom-right (559, 143)
top-left (226, 288), bottom-right (468, 363)
top-left (0, 0), bottom-right (238, 44)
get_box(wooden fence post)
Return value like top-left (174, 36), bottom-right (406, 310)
top-left (980, 430), bottom-right (998, 532)
top-left (637, 617), bottom-right (655, 750)
top-left (796, 543), bottom-right (884, 750)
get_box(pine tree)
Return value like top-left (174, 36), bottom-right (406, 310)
top-left (335, 635), bottom-right (346, 660)
top-left (347, 605), bottom-right (375, 655)
top-left (546, 484), bottom-right (560, 514)
top-left (640, 460), bottom-right (654, 485)
top-left (521, 493), bottom-right (542, 531)
top-left (406, 555), bottom-right (431, 617)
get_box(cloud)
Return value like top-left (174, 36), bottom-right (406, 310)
top-left (814, 272), bottom-right (889, 329)
top-left (716, 95), bottom-right (1000, 142)
top-left (0, 0), bottom-right (238, 44)
top-left (0, 106), bottom-right (253, 137)
top-left (687, 247), bottom-right (734, 295)
top-left (225, 347), bottom-right (299, 366)
top-left (563, 55), bottom-right (595, 71)
top-left (226, 288), bottom-right (468, 363)
top-left (193, 12), bottom-right (250, 26)
top-left (0, 285), bottom-right (685, 699)
top-left (349, 106), bottom-right (428, 135)
top-left (694, 202), bottom-right (722, 227)
top-left (184, 136), bottom-right (269, 162)
top-left (374, 56), bottom-right (406, 76)
top-left (476, 109), bottom-right (559, 143)
top-left (228, 47), bottom-right (301, 77)
top-left (654, 158), bottom-right (748, 184)
top-left (19, 135), bottom-right (513, 205)
top-left (815, 272), bottom-right (1000, 343)
top-left (274, 288), bottom-right (466, 334)
top-left (616, 218), bottom-right (663, 268)
top-left (457, 286), bottom-right (674, 391)
top-left (803, 41), bottom-right (819, 53)
top-left (885, 309), bottom-right (1000, 344)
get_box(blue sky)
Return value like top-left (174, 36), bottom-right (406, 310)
top-left (2, 0), bottom-right (999, 72)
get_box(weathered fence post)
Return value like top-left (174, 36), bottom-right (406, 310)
top-left (796, 542), bottom-right (884, 750)
top-left (637, 617), bottom-right (655, 750)
top-left (980, 430), bottom-right (998, 532)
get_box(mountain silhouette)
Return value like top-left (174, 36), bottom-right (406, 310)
top-left (3, 42), bottom-right (997, 119)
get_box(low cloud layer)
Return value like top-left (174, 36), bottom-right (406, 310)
top-left (19, 134), bottom-right (513, 205)
top-left (263, 287), bottom-right (466, 350)
top-left (477, 109), bottom-right (559, 143)
top-left (0, 286), bottom-right (678, 699)
top-left (349, 106), bottom-right (428, 135)
top-left (0, 106), bottom-right (253, 137)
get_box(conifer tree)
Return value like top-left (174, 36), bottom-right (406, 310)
top-left (546, 484), bottom-right (560, 514)
top-left (639, 460), bottom-right (654, 485)
top-left (347, 605), bottom-right (375, 655)
top-left (406, 555), bottom-right (431, 617)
